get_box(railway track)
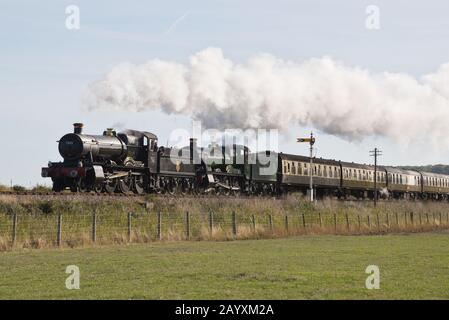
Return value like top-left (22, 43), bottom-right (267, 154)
top-left (0, 190), bottom-right (432, 203)
top-left (0, 190), bottom-right (277, 200)
top-left (0, 191), bottom-right (143, 197)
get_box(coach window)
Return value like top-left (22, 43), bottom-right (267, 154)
top-left (291, 162), bottom-right (296, 175)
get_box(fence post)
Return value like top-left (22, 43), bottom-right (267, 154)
top-left (367, 215), bottom-right (371, 229)
top-left (12, 213), bottom-right (17, 247)
top-left (232, 211), bottom-right (237, 239)
top-left (410, 212), bottom-right (414, 227)
top-left (127, 212), bottom-right (132, 242)
top-left (57, 213), bottom-right (62, 247)
top-left (376, 213), bottom-right (380, 231)
top-left (252, 214), bottom-right (256, 233)
top-left (333, 213), bottom-right (337, 234)
top-left (318, 212), bottom-right (323, 228)
top-left (439, 212), bottom-right (442, 227)
top-left (285, 215), bottom-right (289, 233)
top-left (386, 212), bottom-right (390, 229)
top-left (419, 212), bottom-right (422, 227)
top-left (302, 213), bottom-right (306, 231)
top-left (345, 213), bottom-right (350, 232)
top-left (157, 211), bottom-right (162, 240)
top-left (268, 214), bottom-right (273, 234)
top-left (395, 212), bottom-right (399, 227)
top-left (92, 211), bottom-right (97, 243)
top-left (404, 212), bottom-right (407, 227)
top-left (209, 211), bottom-right (214, 236)
top-left (185, 211), bottom-right (190, 240)
top-left (426, 212), bottom-right (429, 224)
top-left (357, 215), bottom-right (361, 232)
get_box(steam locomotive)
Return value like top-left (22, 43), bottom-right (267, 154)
top-left (41, 123), bottom-right (449, 200)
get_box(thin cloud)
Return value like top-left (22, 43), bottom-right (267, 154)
top-left (163, 11), bottom-right (190, 35)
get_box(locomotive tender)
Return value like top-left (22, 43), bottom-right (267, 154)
top-left (41, 123), bottom-right (449, 200)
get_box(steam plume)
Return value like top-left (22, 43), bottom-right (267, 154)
top-left (85, 47), bottom-right (449, 146)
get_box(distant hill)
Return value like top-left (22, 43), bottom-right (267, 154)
top-left (398, 165), bottom-right (449, 175)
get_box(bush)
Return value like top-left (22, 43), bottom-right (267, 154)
top-left (0, 184), bottom-right (11, 192)
top-left (31, 184), bottom-right (52, 193)
top-left (12, 185), bottom-right (26, 192)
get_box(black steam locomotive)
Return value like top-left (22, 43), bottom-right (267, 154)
top-left (42, 123), bottom-right (449, 200)
top-left (42, 123), bottom-right (246, 195)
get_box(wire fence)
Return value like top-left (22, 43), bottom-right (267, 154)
top-left (1, 209), bottom-right (448, 250)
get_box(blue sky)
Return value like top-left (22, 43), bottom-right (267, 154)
top-left (1, 0), bottom-right (449, 186)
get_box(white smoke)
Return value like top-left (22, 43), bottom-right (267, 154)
top-left (85, 47), bottom-right (449, 146)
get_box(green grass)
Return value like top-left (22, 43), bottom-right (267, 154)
top-left (1, 232), bottom-right (449, 299)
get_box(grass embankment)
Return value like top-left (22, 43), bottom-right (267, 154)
top-left (1, 233), bottom-right (449, 299)
top-left (1, 194), bottom-right (449, 250)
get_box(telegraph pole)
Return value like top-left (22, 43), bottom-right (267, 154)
top-left (369, 148), bottom-right (382, 207)
top-left (298, 132), bottom-right (316, 202)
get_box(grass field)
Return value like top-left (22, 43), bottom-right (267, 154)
top-left (1, 232), bottom-right (449, 299)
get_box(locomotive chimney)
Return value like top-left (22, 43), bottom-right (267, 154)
top-left (189, 138), bottom-right (198, 164)
top-left (73, 123), bottom-right (83, 134)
